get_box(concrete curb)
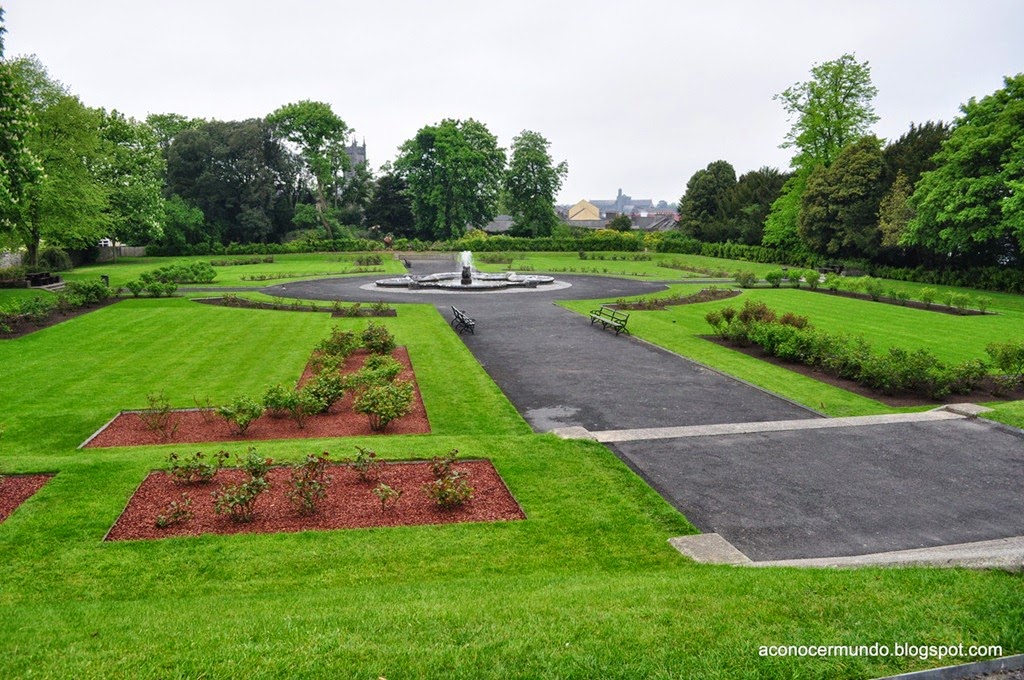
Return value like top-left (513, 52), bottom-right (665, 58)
top-left (560, 410), bottom-right (965, 444)
top-left (669, 533), bottom-right (1024, 572)
top-left (873, 654), bottom-right (1024, 680)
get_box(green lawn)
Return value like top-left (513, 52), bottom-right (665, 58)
top-left (1, 267), bottom-right (1021, 678)
top-left (59, 252), bottom-right (406, 289)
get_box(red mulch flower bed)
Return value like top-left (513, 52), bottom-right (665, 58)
top-left (106, 459), bottom-right (524, 541)
top-left (83, 348), bottom-right (429, 448)
top-left (0, 474), bottom-right (53, 523)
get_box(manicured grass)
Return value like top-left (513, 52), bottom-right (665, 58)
top-left (561, 283), bottom-right (1024, 422)
top-left (1, 267), bottom-right (1021, 678)
top-left (61, 252), bottom-right (406, 289)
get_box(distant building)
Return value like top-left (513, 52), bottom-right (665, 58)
top-left (346, 140), bottom-right (367, 168)
top-left (590, 189), bottom-right (654, 217)
top-left (568, 200), bottom-right (600, 221)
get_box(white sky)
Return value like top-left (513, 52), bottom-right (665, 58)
top-left (4, 0), bottom-right (1023, 205)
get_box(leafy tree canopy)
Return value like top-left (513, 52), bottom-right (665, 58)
top-left (799, 136), bottom-right (885, 259)
top-left (905, 74), bottom-right (1024, 266)
top-left (775, 53), bottom-right (879, 171)
top-left (505, 130), bottom-right (567, 237)
top-left (266, 100), bottom-right (351, 238)
top-left (677, 160), bottom-right (736, 240)
top-left (395, 118), bottom-right (505, 240)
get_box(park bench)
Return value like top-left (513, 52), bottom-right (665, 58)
top-left (589, 304), bottom-right (630, 336)
top-left (26, 272), bottom-right (60, 287)
top-left (450, 306), bottom-right (476, 335)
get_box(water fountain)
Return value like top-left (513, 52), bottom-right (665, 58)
top-left (375, 251), bottom-right (556, 291)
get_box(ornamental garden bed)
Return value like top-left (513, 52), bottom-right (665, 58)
top-left (0, 297), bottom-right (122, 340)
top-left (106, 458), bottom-right (524, 541)
top-left (194, 296), bottom-right (397, 317)
top-left (83, 348), bottom-right (429, 448)
top-left (0, 474), bottom-right (54, 523)
top-left (703, 335), bottom-right (1023, 408)
top-left (805, 287), bottom-right (990, 315)
top-left (610, 287), bottom-right (741, 311)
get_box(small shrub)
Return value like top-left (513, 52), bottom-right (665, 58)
top-left (948, 359), bottom-right (989, 395)
top-left (154, 493), bottom-right (194, 528)
top-left (139, 392), bottom-right (178, 440)
top-left (37, 247), bottom-right (73, 272)
top-left (786, 269), bottom-right (803, 287)
top-left (217, 395), bottom-right (264, 435)
top-left (193, 395), bottom-right (218, 424)
top-left (124, 280), bottom-right (146, 297)
top-left (167, 450), bottom-right (229, 484)
top-left (804, 270), bottom-right (821, 290)
top-left (287, 452), bottom-right (332, 515)
top-left (303, 371), bottom-right (345, 412)
top-left (353, 379), bottom-right (414, 431)
top-left (289, 389), bottom-right (326, 428)
top-left (212, 477), bottom-right (269, 523)
top-left (737, 299), bottom-right (776, 325)
top-left (240, 447), bottom-right (272, 479)
top-left (263, 384), bottom-right (297, 418)
top-left (764, 270), bottom-right (784, 288)
top-left (824, 273), bottom-right (842, 291)
top-left (372, 483), bottom-right (402, 511)
top-left (862, 277), bottom-right (884, 301)
top-left (317, 326), bottom-right (361, 358)
top-left (370, 300), bottom-right (391, 315)
top-left (976, 296), bottom-right (993, 314)
top-left (348, 354), bottom-right (403, 389)
top-left (986, 340), bottom-right (1024, 391)
top-left (893, 289), bottom-right (911, 306)
top-left (919, 287), bottom-right (937, 307)
top-left (361, 321), bottom-right (396, 355)
top-left (430, 449), bottom-right (459, 479)
top-left (778, 312), bottom-right (810, 329)
top-left (950, 292), bottom-right (971, 314)
top-left (423, 470), bottom-right (473, 509)
top-left (733, 270), bottom-right (757, 288)
top-left (346, 445), bottom-right (382, 482)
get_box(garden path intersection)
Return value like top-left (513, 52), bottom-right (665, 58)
top-left (263, 261), bottom-right (1024, 570)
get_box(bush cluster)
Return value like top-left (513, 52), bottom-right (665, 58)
top-left (209, 256), bottom-right (274, 266)
top-left (0, 280), bottom-right (112, 333)
top-left (422, 450), bottom-right (473, 509)
top-left (707, 300), bottom-right (992, 400)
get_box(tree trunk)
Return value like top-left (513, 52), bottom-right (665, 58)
top-left (315, 186), bottom-right (334, 240)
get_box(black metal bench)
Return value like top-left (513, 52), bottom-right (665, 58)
top-left (450, 306), bottom-right (476, 335)
top-left (589, 304), bottom-right (630, 336)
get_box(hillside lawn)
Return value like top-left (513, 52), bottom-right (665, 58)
top-left (0, 261), bottom-right (1021, 677)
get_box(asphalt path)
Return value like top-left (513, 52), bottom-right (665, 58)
top-left (263, 262), bottom-right (1024, 561)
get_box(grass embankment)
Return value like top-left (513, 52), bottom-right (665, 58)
top-left (0, 266), bottom-right (1021, 677)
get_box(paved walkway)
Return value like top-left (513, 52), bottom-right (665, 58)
top-left (263, 264), bottom-right (1024, 568)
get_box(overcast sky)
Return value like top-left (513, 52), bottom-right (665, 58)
top-left (4, 0), bottom-right (1023, 205)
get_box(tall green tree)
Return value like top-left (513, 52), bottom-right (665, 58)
top-left (798, 136), bottom-right (885, 259)
top-left (364, 165), bottom-right (415, 237)
top-left (395, 118), bottom-right (506, 240)
top-left (904, 74), bottom-right (1024, 266)
top-left (7, 56), bottom-right (108, 265)
top-left (96, 110), bottom-right (165, 245)
top-left (266, 100), bottom-right (351, 239)
top-left (504, 130), bottom-right (567, 237)
top-left (166, 119), bottom-right (296, 245)
top-left (0, 12), bottom-right (44, 244)
top-left (677, 160), bottom-right (736, 241)
top-left (764, 53), bottom-right (879, 250)
top-left (721, 167), bottom-right (789, 245)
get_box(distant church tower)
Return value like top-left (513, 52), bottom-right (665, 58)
top-left (345, 139), bottom-right (367, 168)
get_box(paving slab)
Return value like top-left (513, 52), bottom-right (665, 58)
top-left (613, 417), bottom-right (1024, 561)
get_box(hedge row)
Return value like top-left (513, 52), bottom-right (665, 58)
top-left (705, 300), bottom-right (1007, 400)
